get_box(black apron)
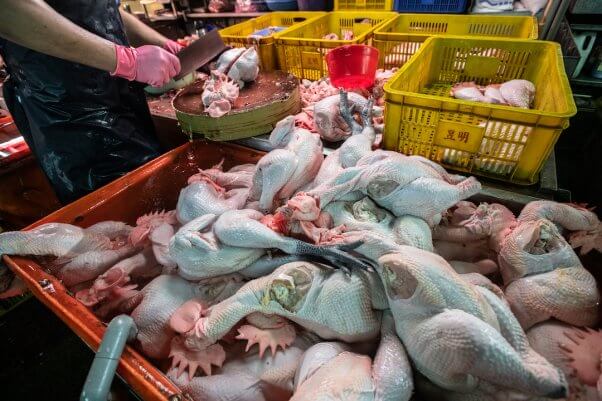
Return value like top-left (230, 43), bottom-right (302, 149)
top-left (0, 0), bottom-right (162, 204)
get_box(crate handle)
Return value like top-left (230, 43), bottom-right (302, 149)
top-left (579, 34), bottom-right (594, 53)
top-left (80, 315), bottom-right (138, 401)
top-left (292, 17), bottom-right (307, 23)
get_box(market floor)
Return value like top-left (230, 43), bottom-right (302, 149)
top-left (0, 297), bottom-right (140, 401)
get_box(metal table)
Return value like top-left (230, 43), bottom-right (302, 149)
top-left (146, 94), bottom-right (570, 209)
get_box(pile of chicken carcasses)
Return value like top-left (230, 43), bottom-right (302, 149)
top-left (1, 90), bottom-right (601, 401)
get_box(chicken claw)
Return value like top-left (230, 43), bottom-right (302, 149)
top-left (339, 90), bottom-right (362, 134)
top-left (560, 327), bottom-right (602, 393)
top-left (236, 323), bottom-right (296, 358)
top-left (169, 336), bottom-right (226, 380)
top-left (294, 239), bottom-right (372, 273)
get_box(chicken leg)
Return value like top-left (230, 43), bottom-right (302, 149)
top-left (249, 116), bottom-right (323, 213)
top-left (170, 261), bottom-right (384, 378)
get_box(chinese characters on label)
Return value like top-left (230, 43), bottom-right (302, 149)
top-left (444, 129), bottom-right (470, 143)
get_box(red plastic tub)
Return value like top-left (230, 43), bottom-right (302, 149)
top-left (326, 44), bottom-right (379, 90)
top-left (2, 141), bottom-right (265, 401)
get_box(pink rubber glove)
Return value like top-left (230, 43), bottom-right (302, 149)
top-left (163, 40), bottom-right (184, 55)
top-left (111, 44), bottom-right (181, 87)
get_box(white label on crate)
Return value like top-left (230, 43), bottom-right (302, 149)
top-left (434, 121), bottom-right (484, 153)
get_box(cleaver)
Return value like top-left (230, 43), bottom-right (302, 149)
top-left (174, 29), bottom-right (228, 81)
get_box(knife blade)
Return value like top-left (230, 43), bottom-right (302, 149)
top-left (174, 29), bottom-right (228, 81)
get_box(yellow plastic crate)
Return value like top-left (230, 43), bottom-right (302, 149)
top-left (335, 0), bottom-right (394, 11)
top-left (219, 12), bottom-right (326, 71)
top-left (383, 36), bottom-right (576, 185)
top-left (275, 11), bottom-right (398, 80)
top-left (375, 14), bottom-right (538, 69)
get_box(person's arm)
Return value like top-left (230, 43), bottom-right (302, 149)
top-left (0, 0), bottom-right (180, 86)
top-left (0, 0), bottom-right (117, 72)
top-left (119, 9), bottom-right (183, 55)
top-left (119, 9), bottom-right (169, 48)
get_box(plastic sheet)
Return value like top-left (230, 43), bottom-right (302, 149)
top-left (0, 0), bottom-right (162, 204)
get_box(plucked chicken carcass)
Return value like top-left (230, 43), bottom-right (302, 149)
top-left (321, 31), bottom-right (354, 41)
top-left (450, 79), bottom-right (535, 108)
top-left (212, 210), bottom-right (372, 273)
top-left (107, 274), bottom-right (243, 360)
top-left (208, 0), bottom-right (233, 12)
top-left (248, 116), bottom-right (323, 213)
top-left (330, 92), bottom-right (377, 170)
top-left (311, 91), bottom-right (378, 188)
top-left (324, 196), bottom-right (433, 251)
top-left (170, 209), bottom-right (372, 280)
top-left (201, 47), bottom-right (259, 118)
top-left (299, 78), bottom-right (339, 108)
top-left (431, 201), bottom-right (515, 272)
top-left (168, 213), bottom-right (263, 279)
top-left (201, 71), bottom-right (239, 118)
top-left (499, 219), bottom-right (599, 330)
top-left (75, 247), bottom-right (162, 314)
top-left (176, 172), bottom-right (249, 224)
top-left (168, 261), bottom-right (387, 378)
top-left (320, 216), bottom-right (433, 262)
top-left (450, 82), bottom-right (489, 103)
top-left (433, 201), bottom-right (517, 252)
top-left (378, 249), bottom-right (568, 400)
top-left (0, 221), bottom-right (138, 287)
top-left (499, 79), bottom-right (535, 108)
top-left (519, 0), bottom-right (549, 15)
top-left (195, 160), bottom-right (256, 190)
top-left (291, 313), bottom-right (413, 401)
top-left (315, 197), bottom-right (434, 261)
top-left (288, 150), bottom-right (481, 226)
top-left (215, 47), bottom-right (259, 89)
top-left (313, 92), bottom-right (382, 142)
top-left (518, 200), bottom-right (602, 255)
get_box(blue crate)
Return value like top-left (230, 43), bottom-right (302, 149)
top-left (393, 0), bottom-right (468, 13)
top-left (265, 0), bottom-right (299, 10)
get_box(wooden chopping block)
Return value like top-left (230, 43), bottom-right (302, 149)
top-left (173, 71), bottom-right (301, 141)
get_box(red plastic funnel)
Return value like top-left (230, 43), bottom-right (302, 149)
top-left (326, 45), bottom-right (379, 90)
